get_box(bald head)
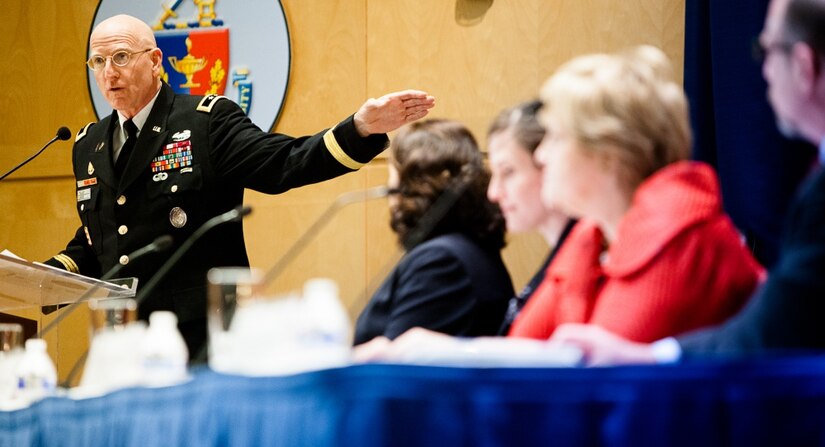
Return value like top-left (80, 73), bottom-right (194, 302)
top-left (91, 14), bottom-right (157, 49)
top-left (88, 14), bottom-right (162, 118)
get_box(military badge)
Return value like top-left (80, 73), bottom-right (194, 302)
top-left (169, 207), bottom-right (188, 228)
top-left (172, 130), bottom-right (191, 142)
top-left (88, 1), bottom-right (290, 132)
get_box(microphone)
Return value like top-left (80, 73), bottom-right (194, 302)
top-left (189, 187), bottom-right (388, 363)
top-left (133, 205), bottom-right (253, 307)
top-left (0, 127), bottom-right (72, 182)
top-left (347, 179), bottom-right (470, 316)
top-left (37, 235), bottom-right (174, 338)
top-left (401, 179), bottom-right (469, 248)
top-left (259, 186), bottom-right (390, 288)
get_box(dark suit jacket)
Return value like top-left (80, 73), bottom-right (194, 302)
top-left (46, 83), bottom-right (388, 353)
top-left (679, 168), bottom-right (825, 357)
top-left (353, 233), bottom-right (514, 345)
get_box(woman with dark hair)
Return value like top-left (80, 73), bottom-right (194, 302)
top-left (353, 119), bottom-right (514, 345)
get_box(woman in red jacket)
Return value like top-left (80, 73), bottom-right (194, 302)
top-left (509, 45), bottom-right (764, 342)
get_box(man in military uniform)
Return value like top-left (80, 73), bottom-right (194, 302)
top-left (44, 14), bottom-right (435, 360)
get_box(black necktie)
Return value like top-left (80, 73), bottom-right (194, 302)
top-left (115, 119), bottom-right (138, 178)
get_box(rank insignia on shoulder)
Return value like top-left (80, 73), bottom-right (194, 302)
top-left (76, 122), bottom-right (95, 142)
top-left (196, 95), bottom-right (228, 113)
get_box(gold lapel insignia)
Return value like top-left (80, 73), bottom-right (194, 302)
top-left (153, 126), bottom-right (162, 132)
top-left (95, 142), bottom-right (105, 152)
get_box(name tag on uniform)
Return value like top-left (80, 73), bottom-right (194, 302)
top-left (77, 177), bottom-right (97, 188)
top-left (77, 188), bottom-right (91, 202)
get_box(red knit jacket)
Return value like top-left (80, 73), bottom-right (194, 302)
top-left (509, 161), bottom-right (765, 342)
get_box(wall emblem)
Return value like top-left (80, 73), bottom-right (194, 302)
top-left (88, 0), bottom-right (291, 131)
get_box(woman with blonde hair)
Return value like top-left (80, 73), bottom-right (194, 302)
top-left (509, 45), bottom-right (763, 341)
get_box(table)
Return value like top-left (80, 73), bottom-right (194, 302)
top-left (2, 356), bottom-right (825, 446)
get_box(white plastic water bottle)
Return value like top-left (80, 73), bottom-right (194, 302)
top-left (16, 338), bottom-right (57, 403)
top-left (301, 278), bottom-right (351, 369)
top-left (140, 311), bottom-right (189, 387)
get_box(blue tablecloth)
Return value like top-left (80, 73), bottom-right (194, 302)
top-left (2, 356), bottom-right (825, 446)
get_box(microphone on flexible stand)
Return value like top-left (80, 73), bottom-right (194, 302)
top-left (37, 235), bottom-right (174, 339)
top-left (133, 205), bottom-right (253, 307)
top-left (347, 179), bottom-right (471, 316)
top-left (259, 185), bottom-right (390, 288)
top-left (61, 207), bottom-right (252, 385)
top-left (0, 127), bottom-right (72, 182)
top-left (132, 205), bottom-right (252, 366)
top-left (190, 187), bottom-right (390, 363)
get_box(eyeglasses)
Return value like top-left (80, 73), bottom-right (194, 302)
top-left (86, 48), bottom-right (153, 71)
top-left (752, 38), bottom-right (794, 62)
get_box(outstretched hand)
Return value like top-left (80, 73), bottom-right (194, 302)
top-left (551, 323), bottom-right (658, 366)
top-left (353, 90), bottom-right (436, 136)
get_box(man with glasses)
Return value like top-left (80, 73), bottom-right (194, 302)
top-left (44, 14), bottom-right (435, 361)
top-left (553, 0), bottom-right (825, 364)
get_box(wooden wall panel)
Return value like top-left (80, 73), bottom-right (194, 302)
top-left (0, 1), bottom-right (98, 179)
top-left (0, 0), bottom-right (685, 381)
top-left (366, 0), bottom-right (685, 149)
top-left (244, 0), bottom-right (373, 312)
top-left (274, 0), bottom-right (369, 134)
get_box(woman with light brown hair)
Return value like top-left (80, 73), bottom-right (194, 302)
top-left (486, 100), bottom-right (576, 335)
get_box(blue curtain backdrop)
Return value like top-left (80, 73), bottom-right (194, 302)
top-left (684, 0), bottom-right (815, 267)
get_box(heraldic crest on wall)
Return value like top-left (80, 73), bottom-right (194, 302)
top-left (88, 0), bottom-right (291, 131)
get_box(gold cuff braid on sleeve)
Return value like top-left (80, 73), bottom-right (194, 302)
top-left (323, 129), bottom-right (365, 171)
top-left (53, 254), bottom-right (79, 274)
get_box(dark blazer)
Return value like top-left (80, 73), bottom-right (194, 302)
top-left (46, 83), bottom-right (388, 354)
top-left (353, 233), bottom-right (514, 345)
top-left (679, 168), bottom-right (825, 357)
